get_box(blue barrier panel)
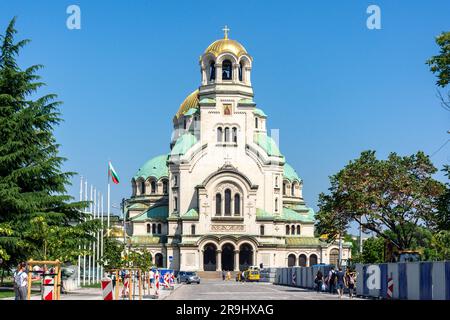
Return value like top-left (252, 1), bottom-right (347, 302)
top-left (431, 262), bottom-right (445, 300)
top-left (363, 265), bottom-right (369, 296)
top-left (296, 267), bottom-right (301, 287)
top-left (356, 264), bottom-right (364, 296)
top-left (380, 263), bottom-right (388, 299)
top-left (398, 263), bottom-right (408, 300)
top-left (420, 262), bottom-right (433, 300)
top-left (446, 261), bottom-right (450, 300)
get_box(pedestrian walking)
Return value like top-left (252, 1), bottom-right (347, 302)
top-left (149, 269), bottom-right (154, 287)
top-left (14, 262), bottom-right (28, 300)
top-left (345, 268), bottom-right (357, 299)
top-left (314, 270), bottom-right (324, 292)
top-left (222, 270), bottom-right (226, 281)
top-left (327, 266), bottom-right (337, 294)
top-left (336, 267), bottom-right (345, 299)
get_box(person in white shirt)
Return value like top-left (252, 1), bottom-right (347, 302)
top-left (149, 270), bottom-right (154, 288)
top-left (14, 262), bottom-right (28, 300)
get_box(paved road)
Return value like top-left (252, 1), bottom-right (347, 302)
top-left (165, 280), bottom-right (363, 300)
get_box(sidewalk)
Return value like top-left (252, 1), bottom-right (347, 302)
top-left (1, 283), bottom-right (182, 300)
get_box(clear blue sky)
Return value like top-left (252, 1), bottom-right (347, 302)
top-left (1, 1), bottom-right (449, 224)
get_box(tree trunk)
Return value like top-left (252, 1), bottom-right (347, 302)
top-left (0, 267), bottom-right (4, 286)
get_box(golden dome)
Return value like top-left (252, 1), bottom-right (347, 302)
top-left (204, 38), bottom-right (248, 58)
top-left (175, 89), bottom-right (199, 119)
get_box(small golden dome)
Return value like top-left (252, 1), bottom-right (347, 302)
top-left (175, 89), bottom-right (199, 119)
top-left (204, 38), bottom-right (248, 58)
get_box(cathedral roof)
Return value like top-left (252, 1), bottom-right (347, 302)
top-left (204, 37), bottom-right (249, 58)
top-left (175, 89), bottom-right (199, 119)
top-left (253, 108), bottom-right (267, 118)
top-left (253, 132), bottom-right (284, 158)
top-left (130, 205), bottom-right (168, 222)
top-left (281, 207), bottom-right (314, 222)
top-left (133, 154), bottom-right (169, 181)
top-left (283, 163), bottom-right (302, 182)
top-left (180, 208), bottom-right (199, 220)
top-left (170, 132), bottom-right (198, 156)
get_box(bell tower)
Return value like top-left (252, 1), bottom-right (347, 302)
top-left (199, 26), bottom-right (253, 100)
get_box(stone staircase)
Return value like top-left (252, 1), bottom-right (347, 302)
top-left (196, 271), bottom-right (223, 280)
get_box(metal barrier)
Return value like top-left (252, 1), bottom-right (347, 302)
top-left (274, 261), bottom-right (450, 300)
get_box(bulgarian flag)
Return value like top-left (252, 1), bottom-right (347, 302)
top-left (108, 161), bottom-right (120, 184)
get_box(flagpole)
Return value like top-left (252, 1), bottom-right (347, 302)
top-left (108, 161), bottom-right (111, 233)
top-left (94, 189), bottom-right (97, 283)
top-left (97, 190), bottom-right (101, 282)
top-left (78, 176), bottom-right (83, 287)
top-left (83, 179), bottom-right (87, 286)
top-left (101, 193), bottom-right (104, 278)
top-left (89, 184), bottom-right (93, 285)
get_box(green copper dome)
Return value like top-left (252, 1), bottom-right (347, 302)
top-left (283, 163), bottom-right (301, 182)
top-left (170, 133), bottom-right (198, 156)
top-left (134, 154), bottom-right (169, 180)
top-left (253, 132), bottom-right (284, 158)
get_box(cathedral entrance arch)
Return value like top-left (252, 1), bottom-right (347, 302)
top-left (221, 243), bottom-right (235, 271)
top-left (155, 253), bottom-right (163, 268)
top-left (239, 243), bottom-right (253, 271)
top-left (203, 243), bottom-right (217, 271)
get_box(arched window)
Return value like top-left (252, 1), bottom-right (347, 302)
top-left (283, 182), bottom-right (287, 195)
top-left (222, 60), bottom-right (232, 80)
top-left (288, 254), bottom-right (296, 267)
top-left (217, 127), bottom-right (223, 142)
top-left (162, 180), bottom-right (168, 194)
top-left (329, 249), bottom-right (339, 267)
top-left (151, 181), bottom-right (156, 194)
top-left (296, 225), bottom-right (301, 235)
top-left (310, 254), bottom-right (318, 266)
top-left (291, 225), bottom-right (295, 235)
top-left (174, 196), bottom-right (178, 211)
top-left (239, 62), bottom-right (243, 81)
top-left (291, 184), bottom-right (295, 196)
top-left (275, 198), bottom-right (278, 212)
top-left (232, 127), bottom-right (237, 143)
top-left (215, 193), bottom-right (222, 216)
top-left (260, 225), bottom-right (265, 235)
top-left (146, 224), bottom-right (150, 233)
top-left (286, 225), bottom-right (290, 235)
top-left (255, 117), bottom-right (258, 129)
top-left (152, 223), bottom-right (156, 234)
top-left (209, 61), bottom-right (215, 81)
top-left (191, 224), bottom-right (196, 235)
top-left (174, 175), bottom-right (178, 186)
top-left (224, 127), bottom-right (230, 142)
top-left (141, 181), bottom-right (146, 195)
top-left (157, 224), bottom-right (162, 234)
top-left (234, 194), bottom-right (240, 215)
top-left (224, 189), bottom-right (231, 216)
top-left (299, 254), bottom-right (307, 267)
top-left (275, 176), bottom-right (279, 187)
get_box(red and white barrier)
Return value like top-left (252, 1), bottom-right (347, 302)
top-left (387, 277), bottom-right (394, 299)
top-left (101, 278), bottom-right (113, 300)
top-left (43, 276), bottom-right (54, 300)
top-left (122, 276), bottom-right (129, 298)
top-left (155, 272), bottom-right (160, 296)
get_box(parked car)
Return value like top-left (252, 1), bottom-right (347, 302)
top-left (177, 271), bottom-right (201, 284)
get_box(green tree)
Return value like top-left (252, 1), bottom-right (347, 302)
top-left (100, 237), bottom-right (125, 270)
top-left (360, 237), bottom-right (385, 264)
top-left (0, 17), bottom-right (97, 266)
top-left (426, 31), bottom-right (450, 111)
top-left (315, 151), bottom-right (445, 252)
top-left (126, 248), bottom-right (153, 270)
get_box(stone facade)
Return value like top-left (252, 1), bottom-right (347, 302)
top-left (125, 32), bottom-right (351, 271)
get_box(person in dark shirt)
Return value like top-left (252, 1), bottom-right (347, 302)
top-left (315, 270), bottom-right (324, 292)
top-left (336, 267), bottom-right (345, 299)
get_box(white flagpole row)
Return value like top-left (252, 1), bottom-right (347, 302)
top-left (96, 190), bottom-right (100, 282)
top-left (101, 193), bottom-right (104, 279)
top-left (89, 185), bottom-right (93, 285)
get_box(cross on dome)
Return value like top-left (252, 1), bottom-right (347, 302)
top-left (222, 25), bottom-right (230, 39)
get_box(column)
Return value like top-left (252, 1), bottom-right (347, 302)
top-left (234, 250), bottom-right (240, 271)
top-left (199, 250), bottom-right (204, 271)
top-left (216, 250), bottom-right (222, 271)
top-left (232, 64), bottom-right (238, 81)
top-left (216, 64), bottom-right (222, 83)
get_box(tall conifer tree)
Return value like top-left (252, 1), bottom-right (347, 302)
top-left (0, 18), bottom-right (98, 266)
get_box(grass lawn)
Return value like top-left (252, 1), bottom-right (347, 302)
top-left (81, 283), bottom-right (101, 289)
top-left (0, 290), bottom-right (16, 299)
